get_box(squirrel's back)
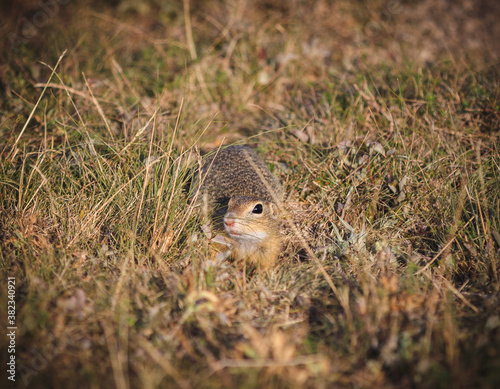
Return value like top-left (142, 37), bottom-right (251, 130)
top-left (193, 145), bottom-right (283, 204)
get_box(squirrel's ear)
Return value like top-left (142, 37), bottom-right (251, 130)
top-left (269, 203), bottom-right (279, 218)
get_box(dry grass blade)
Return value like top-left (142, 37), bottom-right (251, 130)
top-left (416, 216), bottom-right (475, 275)
top-left (10, 50), bottom-right (67, 159)
top-left (207, 354), bottom-right (324, 375)
top-left (2, 1), bottom-right (499, 388)
top-left (138, 336), bottom-right (190, 389)
top-left (102, 319), bottom-right (130, 389)
top-left (83, 72), bottom-right (116, 141)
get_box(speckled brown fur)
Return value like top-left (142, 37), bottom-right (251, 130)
top-left (192, 145), bottom-right (283, 268)
top-left (192, 145), bottom-right (283, 204)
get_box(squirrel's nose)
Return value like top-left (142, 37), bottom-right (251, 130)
top-left (224, 218), bottom-right (235, 228)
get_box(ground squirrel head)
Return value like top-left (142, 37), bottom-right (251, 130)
top-left (223, 196), bottom-right (279, 241)
top-left (223, 196), bottom-right (281, 269)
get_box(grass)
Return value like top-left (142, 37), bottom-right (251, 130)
top-left (1, 0), bottom-right (499, 388)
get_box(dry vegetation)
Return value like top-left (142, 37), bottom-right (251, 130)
top-left (1, 0), bottom-right (499, 388)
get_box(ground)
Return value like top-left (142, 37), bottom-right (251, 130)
top-left (0, 0), bottom-right (499, 388)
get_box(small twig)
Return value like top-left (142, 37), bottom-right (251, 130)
top-left (138, 336), bottom-right (190, 389)
top-left (438, 275), bottom-right (478, 313)
top-left (416, 215), bottom-right (475, 275)
top-left (34, 82), bottom-right (88, 99)
top-left (422, 271), bottom-right (479, 313)
top-left (205, 354), bottom-right (323, 378)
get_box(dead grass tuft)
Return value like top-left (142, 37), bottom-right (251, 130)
top-left (1, 0), bottom-right (499, 388)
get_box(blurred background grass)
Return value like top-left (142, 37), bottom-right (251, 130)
top-left (0, 1), bottom-right (499, 388)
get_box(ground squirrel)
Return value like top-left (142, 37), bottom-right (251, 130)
top-left (192, 145), bottom-right (283, 269)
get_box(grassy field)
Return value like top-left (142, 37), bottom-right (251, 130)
top-left (1, 0), bottom-right (499, 388)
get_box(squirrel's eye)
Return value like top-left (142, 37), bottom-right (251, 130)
top-left (252, 204), bottom-right (263, 214)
